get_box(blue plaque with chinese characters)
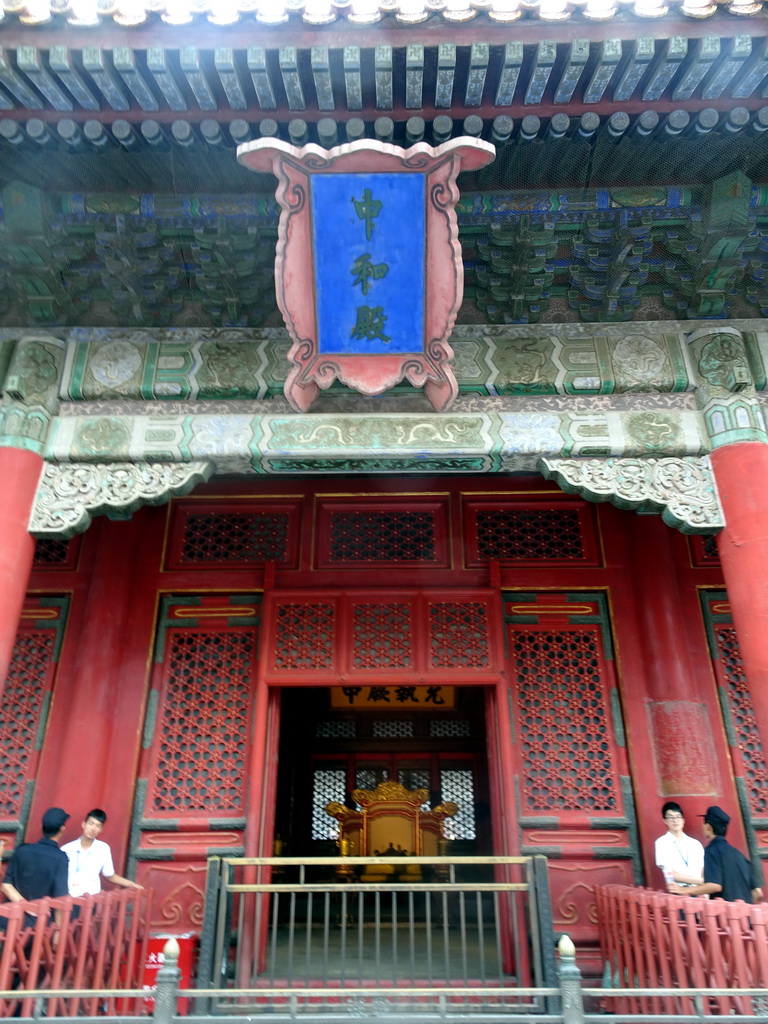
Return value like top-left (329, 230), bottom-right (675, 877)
top-left (238, 137), bottom-right (495, 411)
top-left (311, 173), bottom-right (425, 355)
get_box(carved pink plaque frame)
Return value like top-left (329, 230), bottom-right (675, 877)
top-left (238, 138), bottom-right (495, 412)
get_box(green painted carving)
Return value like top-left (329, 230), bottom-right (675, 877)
top-left (687, 326), bottom-right (768, 448)
top-left (5, 340), bottom-right (63, 409)
top-left (30, 461), bottom-right (214, 538)
top-left (610, 334), bottom-right (675, 393)
top-left (263, 457), bottom-right (493, 473)
top-left (265, 415), bottom-right (488, 452)
top-left (559, 335), bottom-right (612, 396)
top-left (0, 336), bottom-right (63, 453)
top-left (471, 217), bottom-right (557, 325)
top-left (191, 221), bottom-right (274, 327)
top-left (197, 339), bottom-right (266, 398)
top-left (699, 334), bottom-right (753, 393)
top-left (492, 336), bottom-right (557, 394)
top-left (0, 403), bottom-right (52, 453)
top-left (540, 456), bottom-right (724, 535)
top-left (72, 418), bottom-right (132, 458)
top-left (624, 412), bottom-right (683, 454)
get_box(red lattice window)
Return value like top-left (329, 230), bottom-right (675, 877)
top-left (274, 603), bottom-right (335, 671)
top-left (165, 499), bottom-right (302, 570)
top-left (1, 597), bottom-right (68, 821)
top-left (512, 628), bottom-right (620, 813)
top-left (145, 631), bottom-right (255, 813)
top-left (688, 534), bottom-right (721, 567)
top-left (33, 537), bottom-right (80, 570)
top-left (714, 625), bottom-right (768, 814)
top-left (463, 500), bottom-right (600, 567)
top-left (353, 603), bottom-right (412, 669)
top-left (181, 513), bottom-right (288, 564)
top-left (329, 511), bottom-right (437, 562)
top-left (0, 633), bottom-right (55, 818)
top-left (315, 498), bottom-right (450, 569)
top-left (265, 589), bottom-right (502, 683)
top-left (429, 602), bottom-right (490, 669)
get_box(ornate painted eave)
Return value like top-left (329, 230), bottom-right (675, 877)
top-left (540, 454), bottom-right (724, 532)
top-left (2, 319), bottom-right (756, 537)
top-left (29, 459), bottom-right (212, 536)
top-left (0, 2), bottom-right (764, 29)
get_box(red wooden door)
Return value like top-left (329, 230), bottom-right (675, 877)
top-left (131, 593), bottom-right (261, 930)
top-left (503, 591), bottom-right (637, 977)
top-left (1, 596), bottom-right (69, 851)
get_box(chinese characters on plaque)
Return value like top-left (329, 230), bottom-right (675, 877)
top-left (311, 174), bottom-right (424, 354)
top-left (237, 138), bottom-right (495, 412)
top-left (331, 685), bottom-right (455, 709)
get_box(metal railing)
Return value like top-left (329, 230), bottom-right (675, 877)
top-left (4, 933), bottom-right (768, 1022)
top-left (196, 855), bottom-right (557, 1016)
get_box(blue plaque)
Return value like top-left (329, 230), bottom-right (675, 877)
top-left (311, 173), bottom-right (425, 355)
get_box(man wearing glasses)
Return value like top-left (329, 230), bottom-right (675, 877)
top-left (655, 802), bottom-right (704, 889)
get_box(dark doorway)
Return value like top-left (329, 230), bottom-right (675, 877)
top-left (274, 686), bottom-right (491, 860)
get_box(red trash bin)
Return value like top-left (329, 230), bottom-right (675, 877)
top-left (141, 932), bottom-right (197, 1015)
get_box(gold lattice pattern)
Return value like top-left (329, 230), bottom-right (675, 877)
top-left (353, 603), bottom-right (413, 669)
top-left (716, 626), bottom-right (768, 814)
top-left (0, 633), bottom-right (54, 817)
top-left (150, 631), bottom-right (253, 812)
top-left (514, 629), bottom-right (619, 812)
top-left (476, 509), bottom-right (585, 561)
top-left (429, 602), bottom-right (490, 668)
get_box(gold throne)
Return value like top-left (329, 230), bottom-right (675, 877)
top-left (325, 781), bottom-right (457, 881)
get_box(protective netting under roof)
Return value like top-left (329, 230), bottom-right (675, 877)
top-left (0, 110), bottom-right (767, 327)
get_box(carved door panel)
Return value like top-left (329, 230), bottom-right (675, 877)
top-left (503, 591), bottom-right (638, 976)
top-left (131, 594), bottom-right (261, 933)
top-left (1, 596), bottom-right (69, 851)
top-left (700, 590), bottom-right (768, 871)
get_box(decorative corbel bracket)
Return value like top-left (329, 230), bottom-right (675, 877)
top-left (539, 456), bottom-right (724, 535)
top-left (30, 460), bottom-right (213, 538)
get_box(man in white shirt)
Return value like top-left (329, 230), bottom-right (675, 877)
top-left (655, 801), bottom-right (705, 888)
top-left (61, 809), bottom-right (141, 896)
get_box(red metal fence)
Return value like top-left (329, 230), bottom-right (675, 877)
top-left (595, 883), bottom-right (768, 1016)
top-left (0, 888), bottom-right (152, 1018)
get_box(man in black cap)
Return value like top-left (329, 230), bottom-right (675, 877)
top-left (0, 808), bottom-right (70, 913)
top-left (668, 805), bottom-right (763, 903)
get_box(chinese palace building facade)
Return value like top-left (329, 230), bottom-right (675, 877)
top-left (2, 0), bottom-right (768, 982)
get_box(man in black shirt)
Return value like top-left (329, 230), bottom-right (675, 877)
top-left (1, 807), bottom-right (70, 914)
top-left (669, 805), bottom-right (763, 903)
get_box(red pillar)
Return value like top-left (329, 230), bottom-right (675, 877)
top-left (711, 441), bottom-right (768, 763)
top-left (0, 448), bottom-right (42, 697)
